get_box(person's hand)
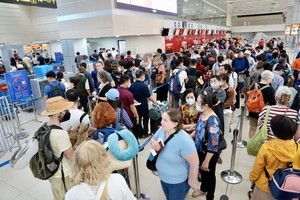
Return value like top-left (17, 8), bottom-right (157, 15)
top-left (188, 177), bottom-right (199, 191)
top-left (201, 161), bottom-right (209, 172)
top-left (151, 139), bottom-right (161, 152)
top-left (135, 117), bottom-right (140, 125)
top-left (67, 126), bottom-right (72, 134)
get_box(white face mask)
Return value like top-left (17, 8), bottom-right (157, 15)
top-left (186, 98), bottom-right (195, 105)
top-left (128, 83), bottom-right (131, 88)
top-left (210, 82), bottom-right (219, 90)
top-left (196, 104), bottom-right (204, 112)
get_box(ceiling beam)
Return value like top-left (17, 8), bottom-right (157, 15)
top-left (201, 0), bottom-right (227, 14)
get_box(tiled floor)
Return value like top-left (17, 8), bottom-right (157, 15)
top-left (0, 108), bottom-right (256, 200)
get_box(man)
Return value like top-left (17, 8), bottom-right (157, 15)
top-left (95, 61), bottom-right (116, 88)
top-left (129, 70), bottom-right (156, 138)
top-left (172, 57), bottom-right (188, 109)
top-left (255, 46), bottom-right (264, 55)
top-left (76, 66), bottom-right (91, 113)
top-left (80, 62), bottom-right (95, 93)
top-left (40, 96), bottom-right (75, 200)
top-left (61, 89), bottom-right (90, 131)
top-left (274, 58), bottom-right (294, 86)
top-left (32, 53), bottom-right (38, 66)
top-left (125, 50), bottom-right (133, 62)
top-left (90, 49), bottom-right (99, 62)
top-left (272, 64), bottom-right (284, 91)
top-left (22, 54), bottom-right (33, 73)
top-left (186, 58), bottom-right (202, 89)
top-left (118, 60), bottom-right (134, 83)
top-left (111, 47), bottom-right (118, 59)
top-left (36, 52), bottom-right (45, 65)
top-left (44, 71), bottom-right (66, 100)
top-left (204, 75), bottom-right (226, 133)
top-left (17, 58), bottom-right (30, 74)
top-left (118, 75), bottom-right (140, 138)
top-left (75, 52), bottom-right (82, 69)
top-left (292, 56), bottom-right (300, 81)
top-left (244, 50), bottom-right (256, 69)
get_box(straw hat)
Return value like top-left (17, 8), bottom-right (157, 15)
top-left (41, 96), bottom-right (74, 116)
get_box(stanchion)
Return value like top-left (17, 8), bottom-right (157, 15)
top-left (220, 122), bottom-right (243, 199)
top-left (236, 105), bottom-right (247, 148)
top-left (133, 137), bottom-right (152, 200)
top-left (13, 102), bottom-right (29, 140)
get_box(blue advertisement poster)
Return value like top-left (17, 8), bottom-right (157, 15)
top-left (4, 70), bottom-right (32, 102)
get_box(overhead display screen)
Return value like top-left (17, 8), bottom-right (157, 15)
top-left (116, 0), bottom-right (177, 16)
top-left (0, 0), bottom-right (57, 8)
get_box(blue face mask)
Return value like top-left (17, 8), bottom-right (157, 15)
top-left (196, 104), bottom-right (204, 112)
top-left (186, 98), bottom-right (195, 105)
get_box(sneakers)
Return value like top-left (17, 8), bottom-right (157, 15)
top-left (191, 189), bottom-right (206, 198)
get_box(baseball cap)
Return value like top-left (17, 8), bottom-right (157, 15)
top-left (105, 89), bottom-right (119, 101)
top-left (244, 50), bottom-right (251, 55)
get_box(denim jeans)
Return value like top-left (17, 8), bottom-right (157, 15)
top-left (160, 179), bottom-right (190, 200)
top-left (173, 93), bottom-right (182, 109)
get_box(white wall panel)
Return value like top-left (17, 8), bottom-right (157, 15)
top-left (124, 35), bottom-right (164, 55)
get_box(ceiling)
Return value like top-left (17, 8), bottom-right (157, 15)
top-left (177, 0), bottom-right (294, 21)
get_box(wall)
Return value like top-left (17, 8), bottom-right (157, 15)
top-left (73, 39), bottom-right (88, 56)
top-left (49, 41), bottom-right (62, 59)
top-left (0, 3), bottom-right (34, 44)
top-left (30, 7), bottom-right (59, 42)
top-left (232, 14), bottom-right (284, 26)
top-left (124, 35), bottom-right (164, 55)
top-left (88, 37), bottom-right (125, 52)
top-left (231, 24), bottom-right (285, 33)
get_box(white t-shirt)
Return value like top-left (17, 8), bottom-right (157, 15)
top-left (61, 109), bottom-right (90, 131)
top-left (65, 174), bottom-right (135, 200)
top-left (229, 72), bottom-right (238, 89)
top-left (49, 128), bottom-right (72, 179)
top-left (173, 68), bottom-right (188, 93)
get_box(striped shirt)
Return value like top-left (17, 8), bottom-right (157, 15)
top-left (258, 105), bottom-right (298, 138)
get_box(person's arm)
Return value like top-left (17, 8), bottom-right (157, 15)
top-left (129, 104), bottom-right (139, 124)
top-left (121, 108), bottom-right (133, 129)
top-left (110, 80), bottom-right (116, 88)
top-left (233, 73), bottom-right (238, 90)
top-left (257, 108), bottom-right (266, 126)
top-left (85, 79), bottom-right (91, 96)
top-left (249, 146), bottom-right (266, 183)
top-left (185, 151), bottom-right (200, 190)
top-left (224, 89), bottom-right (234, 108)
top-left (63, 147), bottom-right (74, 160)
top-left (148, 95), bottom-right (157, 104)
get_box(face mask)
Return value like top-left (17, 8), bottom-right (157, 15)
top-left (59, 110), bottom-right (71, 123)
top-left (196, 104), bottom-right (204, 112)
top-left (210, 82), bottom-right (219, 89)
top-left (186, 98), bottom-right (195, 105)
top-left (128, 83), bottom-right (131, 88)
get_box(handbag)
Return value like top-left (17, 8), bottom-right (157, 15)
top-left (202, 115), bottom-right (227, 152)
top-left (146, 130), bottom-right (178, 171)
top-left (247, 106), bottom-right (271, 156)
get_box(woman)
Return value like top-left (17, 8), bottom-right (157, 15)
top-left (179, 88), bottom-right (200, 137)
top-left (161, 53), bottom-right (170, 80)
top-left (150, 109), bottom-right (199, 200)
top-left (68, 76), bottom-right (80, 90)
top-left (193, 92), bottom-right (221, 200)
top-left (65, 140), bottom-right (135, 200)
top-left (106, 88), bottom-right (133, 130)
top-left (95, 71), bottom-right (111, 102)
top-left (220, 74), bottom-right (235, 135)
top-left (248, 70), bottom-right (276, 138)
top-left (258, 86), bottom-right (298, 138)
top-left (92, 102), bottom-right (117, 144)
top-left (155, 63), bottom-right (168, 102)
top-left (56, 72), bottom-right (69, 90)
top-left (249, 115), bottom-right (300, 200)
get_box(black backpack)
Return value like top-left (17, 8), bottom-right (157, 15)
top-left (185, 68), bottom-right (198, 89)
top-left (29, 123), bottom-right (64, 180)
top-left (49, 83), bottom-right (65, 98)
top-left (291, 87), bottom-right (300, 112)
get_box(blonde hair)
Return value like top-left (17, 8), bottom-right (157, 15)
top-left (71, 140), bottom-right (110, 185)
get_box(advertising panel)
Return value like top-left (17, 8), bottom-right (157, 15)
top-left (0, 0), bottom-right (57, 8)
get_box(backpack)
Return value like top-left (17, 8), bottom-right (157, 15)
top-left (76, 73), bottom-right (89, 97)
top-left (291, 86), bottom-right (300, 112)
top-left (185, 68), bottom-right (198, 89)
top-left (265, 162), bottom-right (300, 199)
top-left (168, 69), bottom-right (183, 95)
top-left (49, 83), bottom-right (65, 98)
top-left (246, 84), bottom-right (269, 113)
top-left (29, 123), bottom-right (64, 180)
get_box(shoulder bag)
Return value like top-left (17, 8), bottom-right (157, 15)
top-left (146, 130), bottom-right (179, 171)
top-left (247, 106), bottom-right (271, 156)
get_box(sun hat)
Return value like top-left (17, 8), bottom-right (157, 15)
top-left (41, 96), bottom-right (74, 116)
top-left (105, 88), bottom-right (119, 101)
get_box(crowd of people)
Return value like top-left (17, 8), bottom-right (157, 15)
top-left (33, 37), bottom-right (300, 200)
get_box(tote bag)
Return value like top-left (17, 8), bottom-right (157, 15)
top-left (247, 106), bottom-right (271, 156)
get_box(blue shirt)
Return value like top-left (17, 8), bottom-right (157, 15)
top-left (154, 128), bottom-right (196, 184)
top-left (129, 80), bottom-right (151, 111)
top-left (44, 80), bottom-right (65, 98)
top-left (195, 115), bottom-right (220, 153)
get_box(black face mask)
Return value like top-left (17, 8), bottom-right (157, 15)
top-left (59, 110), bottom-right (71, 123)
